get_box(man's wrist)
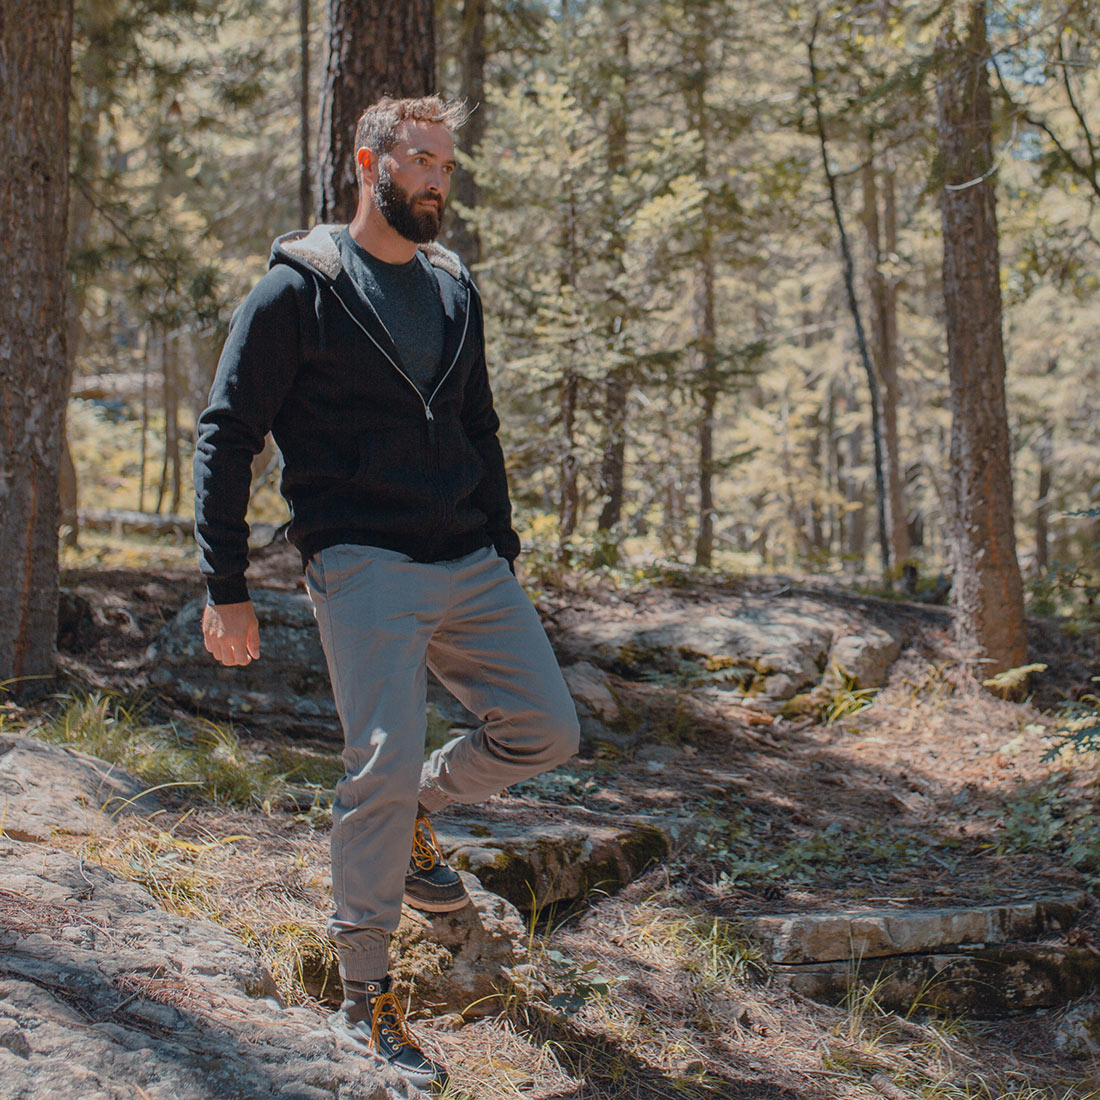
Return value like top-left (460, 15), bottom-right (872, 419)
top-left (205, 574), bottom-right (250, 605)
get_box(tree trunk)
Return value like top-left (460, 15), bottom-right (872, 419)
top-left (156, 333), bottom-right (181, 515)
top-left (558, 184), bottom-right (580, 548)
top-left (139, 331), bottom-right (151, 511)
top-left (807, 17), bottom-right (889, 579)
top-left (842, 376), bottom-right (867, 570)
top-left (318, 0), bottom-right (436, 222)
top-left (860, 147), bottom-right (910, 569)
top-left (1034, 357), bottom-right (1056, 575)
top-left (686, 28), bottom-right (718, 569)
top-left (936, 0), bottom-right (1026, 675)
top-left (1034, 423), bottom-right (1052, 575)
top-left (61, 27), bottom-right (107, 552)
top-left (597, 9), bottom-right (630, 534)
top-left (447, 0), bottom-right (486, 264)
top-left (0, 0), bottom-right (73, 685)
top-left (299, 0), bottom-right (312, 225)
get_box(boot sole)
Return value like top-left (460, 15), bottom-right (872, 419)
top-left (402, 890), bottom-right (471, 913)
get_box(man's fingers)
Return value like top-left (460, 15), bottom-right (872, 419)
top-left (201, 601), bottom-right (259, 666)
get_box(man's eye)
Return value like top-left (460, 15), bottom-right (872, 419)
top-left (443, 165), bottom-right (455, 176)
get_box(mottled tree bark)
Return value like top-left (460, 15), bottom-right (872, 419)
top-left (318, 0), bottom-right (436, 222)
top-left (0, 0), bottom-right (73, 684)
top-left (936, 0), bottom-right (1026, 675)
top-left (447, 0), bottom-right (486, 265)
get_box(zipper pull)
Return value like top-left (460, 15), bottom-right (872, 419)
top-left (425, 406), bottom-right (434, 422)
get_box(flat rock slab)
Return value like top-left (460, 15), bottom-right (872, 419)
top-left (779, 945), bottom-right (1100, 1018)
top-left (0, 735), bottom-right (159, 842)
top-left (0, 838), bottom-right (417, 1100)
top-left (147, 591), bottom-right (477, 733)
top-left (750, 895), bottom-right (1087, 964)
top-left (436, 819), bottom-right (669, 911)
top-left (559, 596), bottom-right (900, 700)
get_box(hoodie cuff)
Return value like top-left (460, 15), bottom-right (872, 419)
top-left (205, 574), bottom-right (250, 606)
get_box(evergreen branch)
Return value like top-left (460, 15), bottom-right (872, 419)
top-left (1057, 33), bottom-right (1099, 188)
top-left (991, 57), bottom-right (1100, 201)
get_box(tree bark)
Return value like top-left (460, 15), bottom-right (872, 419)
top-left (299, 0), bottom-right (312, 225)
top-left (0, 0), bottom-right (73, 684)
top-left (318, 0), bottom-right (436, 222)
top-left (936, 0), bottom-right (1026, 675)
top-left (447, 0), bottom-right (486, 265)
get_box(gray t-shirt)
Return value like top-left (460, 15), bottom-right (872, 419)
top-left (337, 228), bottom-right (445, 399)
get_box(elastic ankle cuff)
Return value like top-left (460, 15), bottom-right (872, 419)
top-left (338, 946), bottom-right (390, 983)
top-left (415, 786), bottom-right (450, 815)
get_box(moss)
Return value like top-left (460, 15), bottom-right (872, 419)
top-left (474, 849), bottom-right (540, 910)
top-left (468, 823), bottom-right (492, 838)
top-left (779, 693), bottom-right (821, 719)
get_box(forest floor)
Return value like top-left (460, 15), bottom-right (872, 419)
top-left (24, 539), bottom-right (1100, 1099)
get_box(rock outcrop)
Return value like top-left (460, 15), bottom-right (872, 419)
top-left (435, 819), bottom-right (669, 911)
top-left (749, 896), bottom-right (1093, 1016)
top-left (146, 589), bottom-right (905, 733)
top-left (0, 735), bottom-right (159, 842)
top-left (554, 593), bottom-right (902, 702)
top-left (0, 838), bottom-right (418, 1100)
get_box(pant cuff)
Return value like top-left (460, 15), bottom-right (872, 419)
top-left (336, 942), bottom-right (390, 982)
top-left (416, 783), bottom-right (452, 815)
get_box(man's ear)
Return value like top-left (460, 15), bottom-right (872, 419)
top-left (356, 146), bottom-right (374, 184)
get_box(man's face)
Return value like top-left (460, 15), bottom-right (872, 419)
top-left (373, 121), bottom-right (456, 244)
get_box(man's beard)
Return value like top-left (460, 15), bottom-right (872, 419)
top-left (375, 165), bottom-right (445, 244)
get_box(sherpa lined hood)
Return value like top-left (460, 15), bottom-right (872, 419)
top-left (271, 224), bottom-right (467, 283)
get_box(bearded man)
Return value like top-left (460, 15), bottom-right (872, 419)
top-left (193, 95), bottom-right (579, 1092)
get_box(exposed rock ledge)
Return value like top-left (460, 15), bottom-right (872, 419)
top-left (0, 838), bottom-right (418, 1100)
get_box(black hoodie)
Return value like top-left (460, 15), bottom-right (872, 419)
top-left (193, 226), bottom-right (520, 605)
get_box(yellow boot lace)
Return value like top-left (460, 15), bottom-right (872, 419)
top-left (410, 816), bottom-right (442, 872)
top-left (370, 990), bottom-right (417, 1051)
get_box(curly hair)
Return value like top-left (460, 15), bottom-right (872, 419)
top-left (353, 95), bottom-right (470, 158)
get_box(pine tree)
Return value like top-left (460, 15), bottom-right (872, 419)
top-left (0, 0), bottom-right (74, 684)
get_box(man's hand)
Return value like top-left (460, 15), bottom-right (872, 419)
top-left (202, 601), bottom-right (260, 667)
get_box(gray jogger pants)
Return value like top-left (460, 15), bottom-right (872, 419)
top-left (305, 543), bottom-right (580, 980)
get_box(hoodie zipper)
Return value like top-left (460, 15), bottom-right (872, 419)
top-left (328, 284), bottom-right (470, 424)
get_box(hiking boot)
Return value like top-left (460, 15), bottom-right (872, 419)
top-left (331, 976), bottom-right (448, 1092)
top-left (403, 814), bottom-right (470, 913)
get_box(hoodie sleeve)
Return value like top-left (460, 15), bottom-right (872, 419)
top-left (193, 266), bottom-right (304, 604)
top-left (460, 282), bottom-right (521, 565)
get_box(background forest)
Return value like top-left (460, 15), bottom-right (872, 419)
top-left (5, 4), bottom-right (1100, 1097)
top-left (60, 0), bottom-right (1099, 607)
